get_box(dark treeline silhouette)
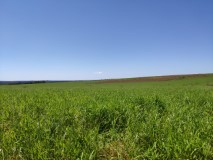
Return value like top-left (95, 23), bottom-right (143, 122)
top-left (0, 81), bottom-right (47, 85)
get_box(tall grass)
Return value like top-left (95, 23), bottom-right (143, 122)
top-left (0, 81), bottom-right (213, 159)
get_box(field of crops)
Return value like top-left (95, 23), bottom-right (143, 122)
top-left (0, 75), bottom-right (213, 159)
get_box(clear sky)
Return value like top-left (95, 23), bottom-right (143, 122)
top-left (0, 0), bottom-right (213, 80)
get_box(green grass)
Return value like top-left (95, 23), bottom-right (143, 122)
top-left (0, 75), bottom-right (213, 159)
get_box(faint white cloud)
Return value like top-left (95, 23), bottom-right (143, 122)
top-left (94, 71), bottom-right (103, 75)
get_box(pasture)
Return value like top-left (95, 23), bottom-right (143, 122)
top-left (0, 74), bottom-right (213, 159)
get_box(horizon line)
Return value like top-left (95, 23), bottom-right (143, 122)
top-left (1, 73), bottom-right (212, 82)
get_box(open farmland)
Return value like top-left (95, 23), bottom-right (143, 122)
top-left (0, 74), bottom-right (213, 159)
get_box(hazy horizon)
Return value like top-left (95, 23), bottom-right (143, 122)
top-left (0, 73), bottom-right (212, 82)
top-left (1, 0), bottom-right (213, 81)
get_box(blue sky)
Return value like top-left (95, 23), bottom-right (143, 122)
top-left (0, 0), bottom-right (213, 80)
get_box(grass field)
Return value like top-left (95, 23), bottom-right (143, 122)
top-left (0, 74), bottom-right (213, 159)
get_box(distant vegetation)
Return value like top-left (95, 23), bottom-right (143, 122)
top-left (0, 74), bottom-right (212, 159)
top-left (0, 81), bottom-right (47, 85)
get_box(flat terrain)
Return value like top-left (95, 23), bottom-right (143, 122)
top-left (0, 74), bottom-right (213, 159)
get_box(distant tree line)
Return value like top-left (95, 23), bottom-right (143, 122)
top-left (8, 81), bottom-right (47, 85)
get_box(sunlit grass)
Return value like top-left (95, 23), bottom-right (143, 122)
top-left (0, 75), bottom-right (213, 159)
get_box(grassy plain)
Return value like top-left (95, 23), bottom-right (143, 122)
top-left (0, 74), bottom-right (213, 159)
